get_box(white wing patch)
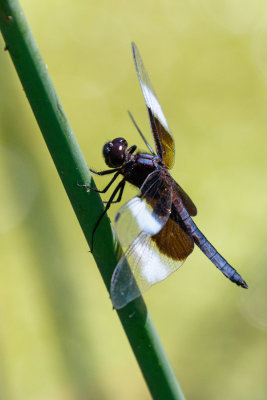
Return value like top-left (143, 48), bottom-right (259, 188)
top-left (142, 83), bottom-right (169, 132)
top-left (115, 170), bottom-right (172, 247)
top-left (115, 196), bottom-right (163, 247)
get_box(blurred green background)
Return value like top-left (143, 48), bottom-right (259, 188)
top-left (0, 0), bottom-right (267, 399)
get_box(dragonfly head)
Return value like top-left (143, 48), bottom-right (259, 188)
top-left (103, 137), bottom-right (128, 168)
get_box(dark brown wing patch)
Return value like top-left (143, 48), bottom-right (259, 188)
top-left (151, 216), bottom-right (194, 261)
top-left (147, 108), bottom-right (175, 169)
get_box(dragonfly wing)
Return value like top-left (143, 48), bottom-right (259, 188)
top-left (114, 170), bottom-right (172, 247)
top-left (132, 42), bottom-right (175, 169)
top-left (173, 181), bottom-right (197, 216)
top-left (111, 213), bottom-right (194, 309)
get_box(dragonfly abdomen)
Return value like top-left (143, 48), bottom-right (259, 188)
top-left (173, 197), bottom-right (248, 289)
top-left (190, 223), bottom-right (248, 288)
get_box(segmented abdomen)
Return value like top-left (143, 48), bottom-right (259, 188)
top-left (173, 197), bottom-right (248, 288)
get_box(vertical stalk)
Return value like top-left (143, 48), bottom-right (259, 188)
top-left (0, 1), bottom-right (186, 398)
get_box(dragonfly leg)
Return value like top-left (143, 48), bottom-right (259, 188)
top-left (90, 167), bottom-right (122, 176)
top-left (103, 180), bottom-right (125, 204)
top-left (127, 145), bottom-right (137, 154)
top-left (78, 171), bottom-right (120, 193)
top-left (91, 179), bottom-right (126, 252)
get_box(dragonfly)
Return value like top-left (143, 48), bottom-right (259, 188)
top-left (85, 42), bottom-right (248, 309)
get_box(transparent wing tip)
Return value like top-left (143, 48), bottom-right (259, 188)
top-left (110, 280), bottom-right (141, 309)
top-left (110, 257), bottom-right (141, 309)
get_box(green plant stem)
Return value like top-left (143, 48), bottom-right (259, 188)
top-left (0, 1), bottom-right (185, 399)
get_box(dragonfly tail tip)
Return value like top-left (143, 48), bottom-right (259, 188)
top-left (241, 281), bottom-right (248, 289)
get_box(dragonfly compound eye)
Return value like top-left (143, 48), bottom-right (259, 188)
top-left (103, 138), bottom-right (128, 168)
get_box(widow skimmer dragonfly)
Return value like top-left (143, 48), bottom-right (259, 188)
top-left (86, 43), bottom-right (248, 309)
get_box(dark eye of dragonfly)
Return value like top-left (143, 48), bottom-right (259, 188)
top-left (103, 137), bottom-right (128, 168)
